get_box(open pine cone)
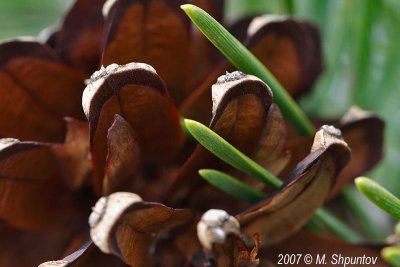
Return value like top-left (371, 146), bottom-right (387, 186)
top-left (0, 0), bottom-right (385, 266)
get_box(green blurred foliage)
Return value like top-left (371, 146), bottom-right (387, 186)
top-left (299, 0), bottom-right (400, 194)
top-left (0, 0), bottom-right (72, 40)
top-left (228, 0), bottom-right (400, 196)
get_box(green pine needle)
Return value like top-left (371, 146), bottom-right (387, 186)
top-left (355, 177), bottom-right (400, 221)
top-left (199, 169), bottom-right (266, 203)
top-left (184, 119), bottom-right (282, 188)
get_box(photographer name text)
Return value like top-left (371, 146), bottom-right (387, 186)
top-left (277, 253), bottom-right (378, 266)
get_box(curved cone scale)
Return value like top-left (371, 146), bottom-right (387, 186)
top-left (281, 107), bottom-right (385, 200)
top-left (82, 63), bottom-right (184, 193)
top-left (251, 104), bottom-right (290, 176)
top-left (89, 192), bottom-right (193, 267)
top-left (50, 0), bottom-right (106, 74)
top-left (330, 107), bottom-right (384, 198)
top-left (0, 40), bottom-right (86, 142)
top-left (0, 139), bottom-right (75, 230)
top-left (247, 16), bottom-right (323, 98)
top-left (168, 72), bottom-right (276, 206)
top-left (102, 0), bottom-right (191, 104)
top-left (238, 126), bottom-right (350, 245)
top-left (0, 127), bottom-right (92, 266)
top-left (103, 115), bottom-right (140, 195)
top-left (210, 72), bottom-right (272, 150)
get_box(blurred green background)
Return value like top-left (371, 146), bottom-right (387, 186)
top-left (0, 0), bottom-right (72, 39)
top-left (226, 0), bottom-right (400, 196)
top-left (1, 0), bottom-right (399, 236)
